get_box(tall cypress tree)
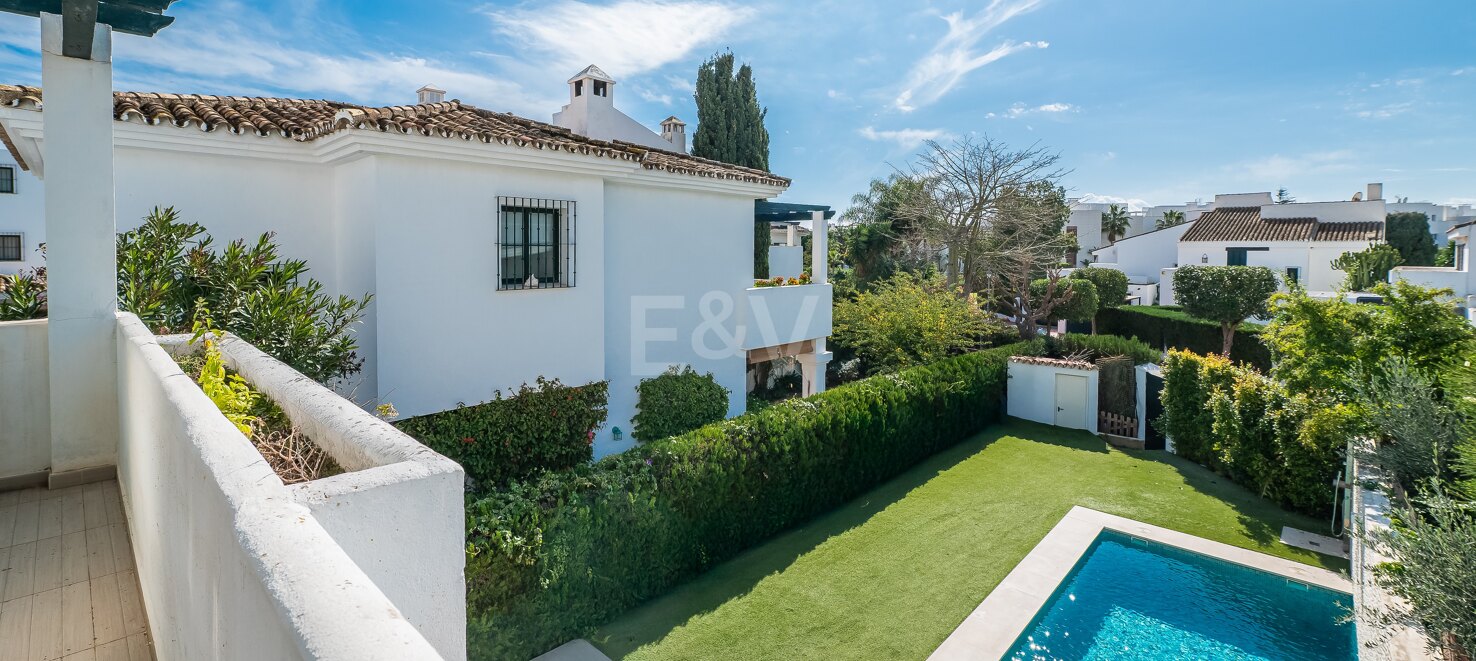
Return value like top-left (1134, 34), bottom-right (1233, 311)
top-left (692, 51), bottom-right (770, 171)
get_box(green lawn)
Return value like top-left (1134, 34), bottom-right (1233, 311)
top-left (591, 418), bottom-right (1345, 660)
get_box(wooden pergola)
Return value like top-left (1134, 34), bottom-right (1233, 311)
top-left (0, 0), bottom-right (175, 56)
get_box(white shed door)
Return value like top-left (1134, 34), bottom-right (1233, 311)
top-left (1055, 373), bottom-right (1089, 430)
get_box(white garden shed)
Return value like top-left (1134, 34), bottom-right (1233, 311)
top-left (1006, 356), bottom-right (1099, 431)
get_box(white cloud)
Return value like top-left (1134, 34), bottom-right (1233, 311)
top-left (665, 74), bottom-right (695, 93)
top-left (0, 5), bottom-right (561, 116)
top-left (988, 101), bottom-right (1073, 118)
top-left (859, 126), bottom-right (952, 148)
top-left (486, 1), bottom-right (754, 79)
top-left (637, 88), bottom-right (674, 105)
top-left (1075, 194), bottom-right (1150, 212)
top-left (1354, 101), bottom-right (1414, 119)
top-left (1231, 150), bottom-right (1358, 181)
top-left (894, 0), bottom-right (1049, 112)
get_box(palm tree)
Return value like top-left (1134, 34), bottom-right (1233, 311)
top-left (1157, 209), bottom-right (1186, 229)
top-left (1101, 204), bottom-right (1131, 244)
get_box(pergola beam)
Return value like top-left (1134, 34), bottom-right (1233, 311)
top-left (0, 0), bottom-right (175, 41)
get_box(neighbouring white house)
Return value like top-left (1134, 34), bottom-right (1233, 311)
top-left (1392, 220), bottom-right (1476, 322)
top-left (0, 153), bottom-right (44, 274)
top-left (1090, 186), bottom-right (1387, 303)
top-left (1386, 199), bottom-right (1476, 246)
top-left (1175, 189), bottom-right (1385, 294)
top-left (0, 64), bottom-right (833, 457)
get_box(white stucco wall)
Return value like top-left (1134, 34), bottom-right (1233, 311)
top-left (1091, 221), bottom-right (1194, 283)
top-left (740, 284), bottom-right (832, 349)
top-left (115, 313), bottom-right (444, 661)
top-left (1177, 240), bottom-right (1372, 291)
top-left (370, 155), bottom-right (608, 431)
top-left (1006, 360), bottom-right (1099, 432)
top-left (768, 244), bottom-right (803, 278)
top-left (0, 163), bottom-right (46, 275)
top-left (0, 318), bottom-right (50, 482)
top-left (603, 182), bottom-right (752, 452)
top-left (156, 332), bottom-right (467, 660)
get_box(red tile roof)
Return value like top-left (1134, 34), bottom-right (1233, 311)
top-left (0, 85), bottom-right (789, 187)
top-left (1180, 206), bottom-right (1383, 242)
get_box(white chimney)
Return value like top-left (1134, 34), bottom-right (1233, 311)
top-left (660, 116), bottom-right (687, 152)
top-left (416, 84), bottom-right (446, 105)
top-left (1367, 182), bottom-right (1383, 201)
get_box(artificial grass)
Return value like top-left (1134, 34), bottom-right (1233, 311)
top-left (591, 418), bottom-right (1345, 660)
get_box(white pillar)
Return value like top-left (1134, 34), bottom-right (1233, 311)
top-left (810, 210), bottom-right (827, 284)
top-left (785, 223), bottom-right (797, 247)
top-left (42, 14), bottom-right (120, 481)
top-left (801, 209), bottom-right (832, 395)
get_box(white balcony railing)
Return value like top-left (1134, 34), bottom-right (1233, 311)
top-left (740, 283), bottom-right (833, 350)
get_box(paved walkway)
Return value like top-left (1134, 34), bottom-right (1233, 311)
top-left (0, 480), bottom-right (153, 661)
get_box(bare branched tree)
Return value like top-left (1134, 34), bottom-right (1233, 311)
top-left (890, 137), bottom-right (1075, 338)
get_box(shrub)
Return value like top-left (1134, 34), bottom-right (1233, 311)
top-left (631, 366), bottom-right (729, 441)
top-left (15, 207), bottom-right (373, 382)
top-left (1331, 243), bottom-right (1402, 291)
top-left (396, 378), bottom-right (607, 492)
top-left (1070, 267), bottom-right (1129, 332)
top-left (1374, 494), bottom-right (1476, 657)
top-left (833, 270), bottom-right (1011, 375)
top-left (463, 342), bottom-right (1030, 660)
top-left (0, 268), bottom-right (46, 320)
top-left (1030, 277), bottom-right (1098, 323)
top-left (1097, 305), bottom-right (1271, 370)
top-left (1044, 332), bottom-right (1161, 365)
top-left (1160, 349), bottom-right (1345, 513)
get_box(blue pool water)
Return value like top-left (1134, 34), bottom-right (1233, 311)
top-left (1005, 531), bottom-right (1354, 660)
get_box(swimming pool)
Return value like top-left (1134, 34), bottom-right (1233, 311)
top-left (1005, 530), bottom-right (1354, 661)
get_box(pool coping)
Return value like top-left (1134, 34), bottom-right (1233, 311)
top-left (928, 506), bottom-right (1353, 661)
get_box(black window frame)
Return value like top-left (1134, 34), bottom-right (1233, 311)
top-left (1225, 246), bottom-right (1268, 266)
top-left (0, 233), bottom-right (22, 261)
top-left (0, 166), bottom-right (14, 194)
top-left (1285, 266), bottom-right (1300, 284)
top-left (496, 197), bottom-right (576, 291)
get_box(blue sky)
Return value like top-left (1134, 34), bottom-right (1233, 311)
top-left (0, 0), bottom-right (1471, 211)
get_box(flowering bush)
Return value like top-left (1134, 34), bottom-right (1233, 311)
top-left (753, 272), bottom-right (812, 288)
top-left (396, 377), bottom-right (608, 493)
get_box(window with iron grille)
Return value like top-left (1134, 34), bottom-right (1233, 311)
top-left (0, 166), bottom-right (14, 194)
top-left (0, 233), bottom-right (21, 261)
top-left (497, 197), bottom-right (575, 290)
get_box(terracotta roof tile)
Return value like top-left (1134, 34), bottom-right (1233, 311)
top-left (1009, 356), bottom-right (1097, 370)
top-left (0, 85), bottom-right (789, 187)
top-left (1180, 206), bottom-right (1383, 242)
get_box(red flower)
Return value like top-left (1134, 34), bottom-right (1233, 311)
top-left (462, 436), bottom-right (475, 444)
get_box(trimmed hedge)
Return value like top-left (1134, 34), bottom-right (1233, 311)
top-left (1097, 305), bottom-right (1271, 370)
top-left (395, 378), bottom-right (607, 492)
top-left (1158, 349), bottom-right (1349, 514)
top-left (464, 342), bottom-right (1032, 660)
top-left (1043, 332), bottom-right (1162, 365)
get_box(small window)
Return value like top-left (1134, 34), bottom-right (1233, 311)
top-left (1285, 267), bottom-right (1300, 284)
top-left (497, 198), bottom-right (575, 290)
top-left (573, 80), bottom-right (583, 97)
top-left (593, 80), bottom-right (607, 97)
top-left (0, 166), bottom-right (14, 194)
top-left (0, 233), bottom-right (21, 261)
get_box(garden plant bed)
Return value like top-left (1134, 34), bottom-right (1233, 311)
top-left (174, 348), bottom-right (344, 484)
top-left (591, 419), bottom-right (1344, 660)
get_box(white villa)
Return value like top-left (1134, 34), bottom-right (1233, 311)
top-left (0, 65), bottom-right (833, 457)
top-left (0, 155), bottom-right (43, 275)
top-left (1090, 186), bottom-right (1388, 302)
top-left (1393, 220), bottom-right (1476, 322)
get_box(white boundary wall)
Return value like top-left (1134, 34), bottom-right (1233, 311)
top-left (116, 313), bottom-right (452, 661)
top-left (0, 318), bottom-right (50, 482)
top-left (1350, 459), bottom-right (1435, 661)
